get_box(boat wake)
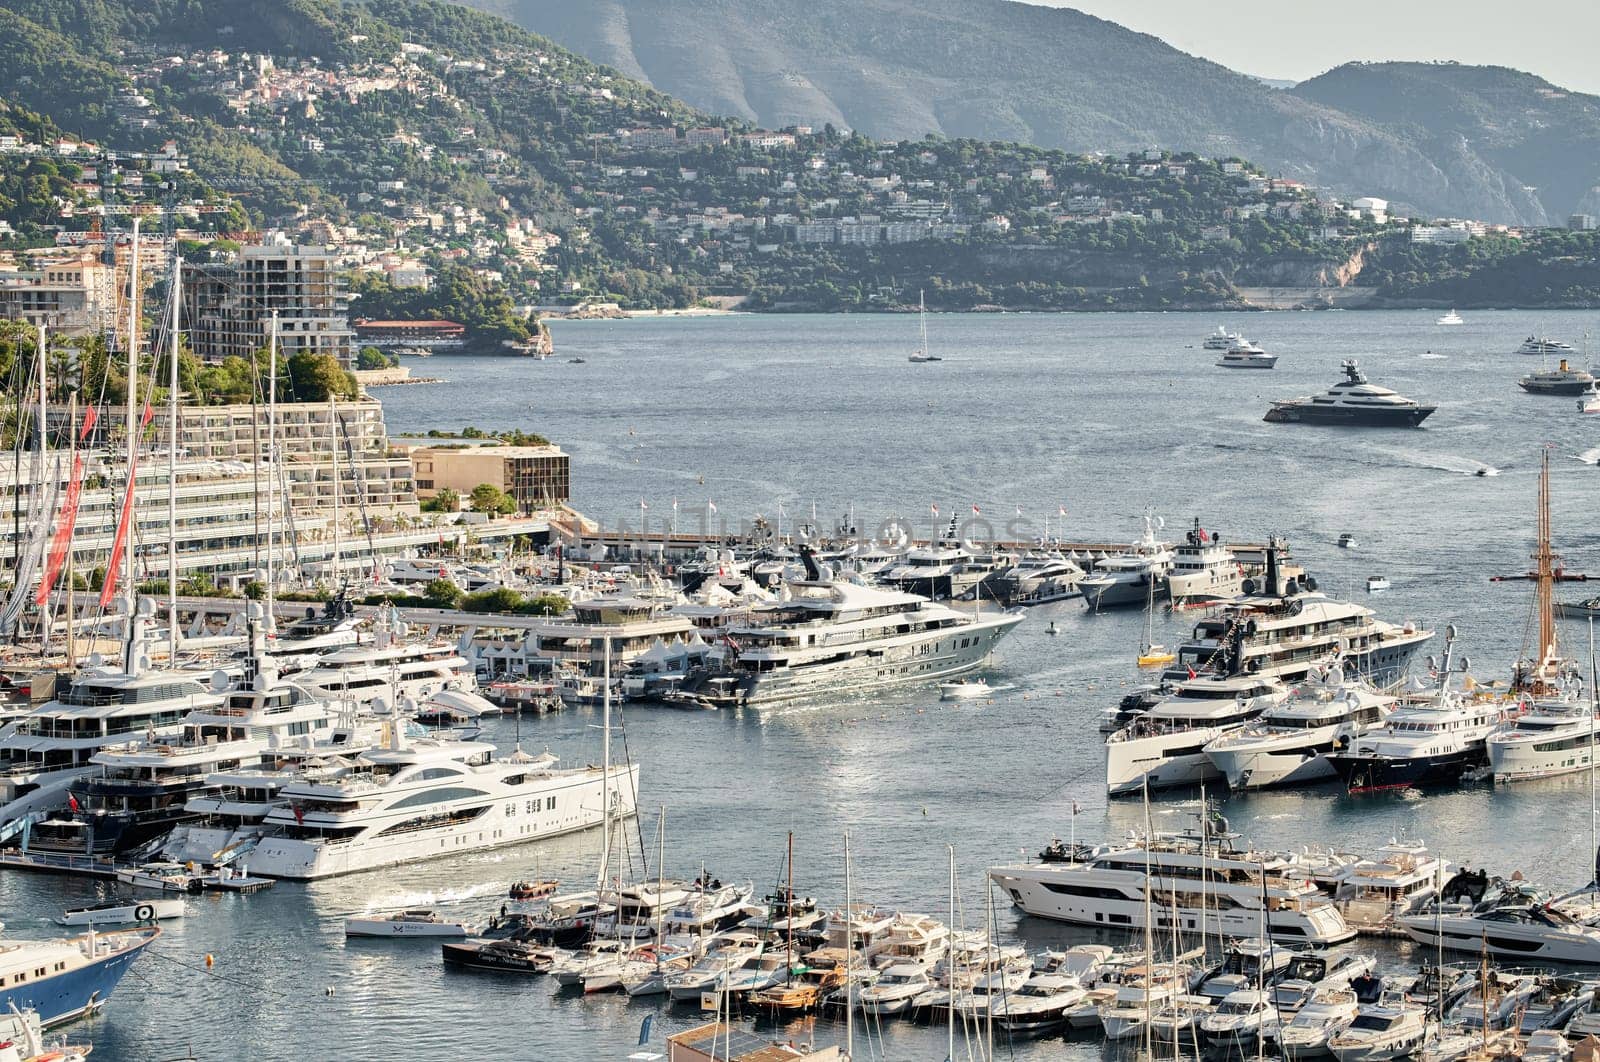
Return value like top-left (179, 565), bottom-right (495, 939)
top-left (1418, 352), bottom-right (1449, 360)
top-left (1577, 447), bottom-right (1600, 466)
top-left (365, 881), bottom-right (507, 912)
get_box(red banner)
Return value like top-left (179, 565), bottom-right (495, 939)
top-left (100, 459), bottom-right (139, 609)
top-left (35, 452), bottom-right (84, 606)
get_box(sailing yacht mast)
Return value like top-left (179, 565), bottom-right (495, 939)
top-left (167, 257), bottom-right (181, 663)
top-left (265, 311), bottom-right (278, 631)
top-left (597, 635), bottom-right (612, 893)
top-left (123, 218), bottom-right (140, 626)
top-left (329, 395), bottom-right (342, 584)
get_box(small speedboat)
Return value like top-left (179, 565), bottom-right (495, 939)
top-left (509, 879), bottom-right (559, 902)
top-left (939, 678), bottom-right (1012, 700)
top-left (568, 357), bottom-right (585, 364)
top-left (116, 861), bottom-right (204, 893)
top-left (54, 897), bottom-right (185, 926)
top-left (345, 909), bottom-right (478, 938)
top-left (1436, 310), bottom-right (1463, 326)
top-left (1581, 392), bottom-right (1600, 415)
top-left (1337, 534), bottom-right (1359, 549)
top-left (1366, 576), bottom-right (1391, 593)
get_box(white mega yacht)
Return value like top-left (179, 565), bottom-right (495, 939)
top-left (0, 605), bottom-right (225, 833)
top-left (989, 819), bottom-right (1355, 945)
top-left (1202, 671), bottom-right (1395, 791)
top-left (1166, 546), bottom-right (1432, 685)
top-left (665, 551), bottom-right (1023, 709)
top-left (1486, 701), bottom-right (1600, 782)
top-left (246, 724), bottom-right (638, 879)
top-left (293, 625), bottom-right (479, 710)
top-left (1104, 674), bottom-right (1289, 795)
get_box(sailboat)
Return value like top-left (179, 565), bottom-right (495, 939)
top-left (907, 291), bottom-right (941, 363)
top-left (1136, 559), bottom-right (1174, 670)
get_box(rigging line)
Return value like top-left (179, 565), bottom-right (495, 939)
top-left (139, 946), bottom-right (298, 999)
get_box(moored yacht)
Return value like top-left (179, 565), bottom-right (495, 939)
top-left (1166, 520), bottom-right (1247, 605)
top-left (665, 550), bottom-right (1022, 709)
top-left (993, 551), bottom-right (1085, 605)
top-left (1519, 359), bottom-right (1597, 396)
top-left (1105, 673), bottom-right (1290, 795)
top-left (1166, 544), bottom-right (1432, 686)
top-left (1203, 325), bottom-right (1243, 351)
top-left (1324, 635), bottom-right (1503, 793)
top-left (1487, 702), bottom-right (1600, 782)
top-left (1079, 517), bottom-right (1174, 611)
top-left (1399, 882), bottom-right (1600, 965)
top-left (246, 722), bottom-right (638, 879)
top-left (1202, 669), bottom-right (1395, 791)
top-left (293, 624), bottom-right (479, 711)
top-left (1264, 360), bottom-right (1435, 427)
top-left (989, 818), bottom-right (1356, 945)
top-left (0, 925), bottom-right (160, 1027)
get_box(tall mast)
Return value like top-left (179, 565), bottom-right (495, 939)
top-left (329, 395), bottom-right (341, 584)
top-left (597, 634), bottom-right (612, 893)
top-left (65, 390), bottom-right (77, 669)
top-left (167, 256), bottom-right (181, 663)
top-left (844, 829), bottom-right (854, 1060)
top-left (785, 830), bottom-right (795, 986)
top-left (265, 311), bottom-right (278, 631)
top-left (1535, 449), bottom-right (1555, 670)
top-left (122, 216), bottom-right (140, 626)
top-left (947, 843), bottom-right (956, 1062)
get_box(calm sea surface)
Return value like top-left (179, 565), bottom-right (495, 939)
top-left (12, 310), bottom-right (1600, 1061)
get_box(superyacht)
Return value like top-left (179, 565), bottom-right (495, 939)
top-left (1514, 336), bottom-right (1576, 356)
top-left (28, 653), bottom-right (342, 858)
top-left (989, 817), bottom-right (1356, 945)
top-left (1263, 360), bottom-right (1435, 427)
top-left (993, 551), bottom-right (1086, 605)
top-left (0, 610), bottom-right (221, 830)
top-left (292, 618), bottom-right (481, 710)
top-left (1203, 325), bottom-right (1243, 351)
top-left (1166, 520), bottom-right (1247, 605)
top-left (247, 722), bottom-right (637, 879)
top-left (1216, 337), bottom-right (1278, 369)
top-left (1166, 544), bottom-right (1432, 685)
top-left (1104, 673), bottom-right (1289, 795)
top-left (1202, 670), bottom-right (1396, 791)
top-left (664, 550), bottom-right (1023, 709)
top-left (1324, 633), bottom-right (1502, 793)
top-left (1518, 360), bottom-right (1597, 396)
top-left (1079, 517), bottom-right (1174, 611)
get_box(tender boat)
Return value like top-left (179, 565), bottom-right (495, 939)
top-left (1278, 987), bottom-right (1360, 1059)
top-left (1264, 360), bottom-right (1435, 427)
top-left (938, 678), bottom-right (1010, 700)
top-left (1327, 1003), bottom-right (1427, 1062)
top-left (115, 861), bottom-right (204, 893)
top-left (1337, 534), bottom-right (1359, 550)
top-left (345, 909), bottom-right (478, 938)
top-left (1436, 309), bottom-right (1464, 326)
top-left (509, 879), bottom-right (559, 902)
top-left (440, 937), bottom-right (563, 975)
top-left (53, 898), bottom-right (185, 927)
top-left (990, 972), bottom-right (1087, 1037)
top-left (1365, 576), bottom-right (1390, 593)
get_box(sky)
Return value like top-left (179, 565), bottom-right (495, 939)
top-left (1030, 0), bottom-right (1600, 95)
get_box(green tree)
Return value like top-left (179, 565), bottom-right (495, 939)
top-left (420, 487), bottom-right (459, 512)
top-left (355, 346), bottom-right (394, 370)
top-left (285, 351), bottom-right (358, 402)
top-left (469, 482), bottom-right (515, 514)
top-left (422, 578), bottom-right (462, 608)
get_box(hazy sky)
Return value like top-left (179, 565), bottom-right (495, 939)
top-left (1030, 0), bottom-right (1600, 95)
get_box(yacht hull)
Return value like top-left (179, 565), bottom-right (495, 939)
top-left (670, 613), bottom-right (1022, 709)
top-left (1326, 749), bottom-right (1481, 793)
top-left (0, 929), bottom-right (158, 1027)
top-left (248, 765), bottom-right (637, 880)
top-left (1106, 727), bottom-right (1232, 796)
top-left (1487, 734), bottom-right (1598, 783)
top-left (1205, 738), bottom-right (1339, 791)
top-left (1263, 405), bottom-right (1435, 428)
top-left (1082, 576), bottom-right (1168, 611)
top-left (1399, 915), bottom-right (1600, 965)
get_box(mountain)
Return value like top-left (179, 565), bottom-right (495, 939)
top-left (457, 0), bottom-right (1596, 226)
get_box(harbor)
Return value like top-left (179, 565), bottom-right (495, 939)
top-left (4, 309), bottom-right (1600, 1061)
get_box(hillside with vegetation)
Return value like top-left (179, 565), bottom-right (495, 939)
top-left (0, 0), bottom-right (1597, 312)
top-left (462, 0), bottom-right (1600, 227)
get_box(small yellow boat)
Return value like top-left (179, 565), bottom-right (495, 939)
top-left (1136, 644), bottom-right (1175, 669)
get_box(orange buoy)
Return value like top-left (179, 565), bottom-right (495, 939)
top-left (205, 953), bottom-right (214, 967)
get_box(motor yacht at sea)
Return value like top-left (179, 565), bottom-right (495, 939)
top-left (245, 723), bottom-right (638, 879)
top-left (663, 553), bottom-right (1023, 709)
top-left (988, 818), bottom-right (1356, 945)
top-left (1263, 360), bottom-right (1435, 427)
top-left (1202, 671), bottom-right (1396, 791)
top-left (1514, 336), bottom-right (1576, 356)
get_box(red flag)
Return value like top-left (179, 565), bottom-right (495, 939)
top-left (140, 399), bottom-right (154, 428)
top-left (67, 793), bottom-right (80, 813)
top-left (292, 803), bottom-right (305, 825)
top-left (36, 452), bottom-right (85, 606)
top-left (971, 504), bottom-right (981, 515)
top-left (1186, 666), bottom-right (1197, 680)
top-left (1198, 528), bottom-right (1209, 543)
top-left (79, 405), bottom-right (98, 440)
